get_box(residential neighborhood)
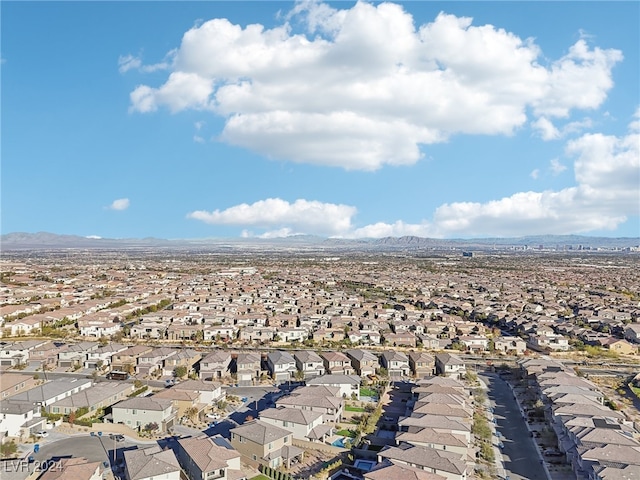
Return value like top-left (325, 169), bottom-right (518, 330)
top-left (0, 248), bottom-right (639, 480)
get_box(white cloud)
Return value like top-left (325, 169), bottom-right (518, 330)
top-left (108, 198), bottom-right (130, 211)
top-left (128, 3), bottom-right (622, 170)
top-left (532, 117), bottom-right (560, 141)
top-left (118, 54), bottom-right (142, 74)
top-left (530, 169), bottom-right (540, 180)
top-left (550, 158), bottom-right (567, 175)
top-left (187, 198), bottom-right (356, 236)
top-left (187, 113), bottom-right (639, 238)
top-left (532, 116), bottom-right (594, 141)
top-left (118, 52), bottom-right (173, 74)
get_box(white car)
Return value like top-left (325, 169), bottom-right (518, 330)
top-left (35, 430), bottom-right (49, 437)
top-left (206, 413), bottom-right (221, 420)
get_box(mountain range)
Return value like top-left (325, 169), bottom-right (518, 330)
top-left (1, 232), bottom-right (638, 251)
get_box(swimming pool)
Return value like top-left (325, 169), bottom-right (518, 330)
top-left (331, 437), bottom-right (346, 448)
top-left (354, 459), bottom-right (376, 471)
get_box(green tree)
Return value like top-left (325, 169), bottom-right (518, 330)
top-left (0, 440), bottom-right (18, 458)
top-left (174, 365), bottom-right (188, 379)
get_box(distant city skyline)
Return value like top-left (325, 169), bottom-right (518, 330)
top-left (2, 1), bottom-right (639, 240)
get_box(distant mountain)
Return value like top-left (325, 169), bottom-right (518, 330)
top-left (0, 231), bottom-right (638, 251)
top-left (0, 232), bottom-right (173, 249)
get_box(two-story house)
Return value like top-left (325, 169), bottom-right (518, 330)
top-left (380, 351), bottom-right (410, 377)
top-left (124, 445), bottom-right (181, 480)
top-left (234, 352), bottom-right (263, 386)
top-left (320, 351), bottom-right (354, 375)
top-left (230, 420), bottom-right (302, 469)
top-left (267, 351), bottom-right (297, 383)
top-left (345, 349), bottom-right (379, 378)
top-left (112, 397), bottom-right (176, 433)
top-left (199, 351), bottom-right (232, 381)
top-left (293, 350), bottom-right (325, 379)
top-left (177, 435), bottom-right (245, 480)
top-left (259, 407), bottom-right (330, 443)
top-left (406, 351), bottom-right (433, 377)
top-left (435, 353), bottom-right (466, 380)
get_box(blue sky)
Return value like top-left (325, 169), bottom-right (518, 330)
top-left (2, 1), bottom-right (639, 240)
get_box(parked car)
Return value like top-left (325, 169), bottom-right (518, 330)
top-left (35, 430), bottom-right (48, 437)
top-left (206, 413), bottom-right (221, 420)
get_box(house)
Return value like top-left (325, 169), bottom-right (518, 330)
top-left (234, 352), bottom-right (263, 386)
top-left (345, 349), bottom-right (379, 377)
top-left (0, 373), bottom-right (38, 400)
top-left (293, 350), bottom-right (325, 379)
top-left (124, 445), bottom-right (181, 480)
top-left (528, 333), bottom-right (569, 351)
top-left (494, 336), bottom-right (527, 355)
top-left (112, 397), bottom-right (176, 433)
top-left (259, 407), bottom-right (330, 443)
top-left (378, 444), bottom-right (468, 480)
top-left (365, 462), bottom-right (446, 480)
top-left (110, 345), bottom-right (153, 373)
top-left (57, 342), bottom-right (99, 369)
top-left (601, 338), bottom-right (637, 355)
top-left (0, 399), bottom-right (45, 439)
top-left (83, 343), bottom-right (129, 370)
top-left (0, 340), bottom-right (50, 367)
top-left (457, 335), bottom-right (489, 352)
top-left (395, 427), bottom-right (470, 457)
top-left (37, 457), bottom-right (103, 480)
top-left (10, 377), bottom-right (92, 407)
top-left (408, 352), bottom-right (434, 378)
top-left (385, 332), bottom-right (417, 348)
top-left (380, 351), bottom-right (410, 377)
top-left (78, 318), bottom-right (121, 338)
top-left (136, 347), bottom-right (178, 377)
top-left (173, 379), bottom-right (224, 404)
top-left (177, 435), bottom-right (246, 480)
top-left (267, 351), bottom-right (298, 383)
top-left (47, 381), bottom-right (133, 416)
top-left (306, 374), bottom-right (361, 400)
top-left (199, 351), bottom-right (232, 381)
top-left (230, 420), bottom-right (303, 469)
top-left (163, 348), bottom-right (202, 377)
top-left (321, 351), bottom-right (354, 375)
top-left (624, 324), bottom-right (640, 343)
top-left (5, 316), bottom-right (45, 336)
top-left (435, 353), bottom-right (466, 380)
top-left (276, 387), bottom-right (344, 423)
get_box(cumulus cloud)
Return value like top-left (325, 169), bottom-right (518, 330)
top-left (108, 198), bottom-right (130, 211)
top-left (187, 198), bottom-right (357, 236)
top-left (550, 158), bottom-right (567, 175)
top-left (532, 117), bottom-right (561, 141)
top-left (118, 54), bottom-right (142, 74)
top-left (530, 169), bottom-right (540, 180)
top-left (128, 2), bottom-right (622, 170)
top-left (532, 116), bottom-right (594, 141)
top-left (187, 112), bottom-right (638, 238)
top-left (118, 52), bottom-right (173, 74)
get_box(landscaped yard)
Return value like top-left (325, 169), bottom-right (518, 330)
top-left (249, 475), bottom-right (271, 480)
top-left (360, 387), bottom-right (378, 397)
top-left (345, 404), bottom-right (365, 412)
top-left (336, 428), bottom-right (356, 437)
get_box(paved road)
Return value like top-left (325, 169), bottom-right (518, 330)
top-left (481, 373), bottom-right (548, 480)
